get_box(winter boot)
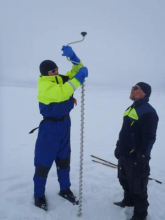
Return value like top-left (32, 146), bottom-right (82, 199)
top-left (34, 196), bottom-right (47, 211)
top-left (114, 200), bottom-right (126, 208)
top-left (59, 188), bottom-right (79, 205)
top-left (130, 216), bottom-right (147, 220)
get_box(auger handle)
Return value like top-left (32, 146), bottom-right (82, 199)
top-left (67, 32), bottom-right (87, 46)
top-left (66, 32), bottom-right (87, 65)
top-left (81, 32), bottom-right (87, 37)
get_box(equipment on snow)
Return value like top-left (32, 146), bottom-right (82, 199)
top-left (91, 155), bottom-right (162, 184)
top-left (59, 188), bottom-right (79, 205)
top-left (92, 159), bottom-right (116, 168)
top-left (91, 155), bottom-right (118, 167)
top-left (66, 32), bottom-right (87, 217)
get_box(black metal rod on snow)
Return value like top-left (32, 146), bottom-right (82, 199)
top-left (91, 155), bottom-right (118, 167)
top-left (92, 160), bottom-right (117, 168)
top-left (91, 155), bottom-right (162, 184)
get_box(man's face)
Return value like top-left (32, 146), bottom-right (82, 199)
top-left (130, 85), bottom-right (146, 101)
top-left (47, 68), bottom-right (59, 76)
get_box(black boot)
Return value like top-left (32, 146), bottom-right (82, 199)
top-left (130, 216), bottom-right (147, 220)
top-left (34, 196), bottom-right (47, 211)
top-left (114, 200), bottom-right (126, 208)
top-left (59, 188), bottom-right (79, 205)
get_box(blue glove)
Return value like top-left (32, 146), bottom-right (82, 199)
top-left (61, 45), bottom-right (80, 64)
top-left (74, 67), bottom-right (88, 84)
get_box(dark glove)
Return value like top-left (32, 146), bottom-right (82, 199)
top-left (74, 67), bottom-right (88, 84)
top-left (114, 140), bottom-right (120, 159)
top-left (134, 161), bottom-right (150, 177)
top-left (134, 151), bottom-right (150, 176)
top-left (61, 45), bottom-right (80, 64)
top-left (137, 151), bottom-right (150, 164)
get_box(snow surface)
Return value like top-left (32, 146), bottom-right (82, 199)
top-left (1, 84), bottom-right (165, 220)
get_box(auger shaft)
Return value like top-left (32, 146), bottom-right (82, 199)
top-left (77, 80), bottom-right (85, 217)
top-left (66, 32), bottom-right (87, 217)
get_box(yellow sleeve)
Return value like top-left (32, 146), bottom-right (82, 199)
top-left (38, 78), bottom-right (81, 104)
top-left (65, 61), bottom-right (83, 79)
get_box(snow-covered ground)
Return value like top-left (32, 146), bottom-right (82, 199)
top-left (1, 84), bottom-right (165, 220)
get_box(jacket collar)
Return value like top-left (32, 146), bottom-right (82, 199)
top-left (39, 74), bottom-right (69, 82)
top-left (132, 97), bottom-right (149, 107)
top-left (39, 75), bottom-right (57, 81)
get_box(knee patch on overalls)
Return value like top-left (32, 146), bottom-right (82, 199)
top-left (55, 157), bottom-right (70, 170)
top-left (35, 164), bottom-right (51, 178)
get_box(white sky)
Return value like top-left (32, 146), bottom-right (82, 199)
top-left (0, 0), bottom-right (165, 91)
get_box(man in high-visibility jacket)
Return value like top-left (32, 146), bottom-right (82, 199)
top-left (114, 82), bottom-right (159, 220)
top-left (33, 46), bottom-right (88, 211)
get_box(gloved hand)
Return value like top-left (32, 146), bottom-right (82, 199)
top-left (133, 151), bottom-right (150, 177)
top-left (133, 161), bottom-right (150, 177)
top-left (74, 67), bottom-right (88, 84)
top-left (114, 141), bottom-right (120, 159)
top-left (137, 151), bottom-right (150, 164)
top-left (61, 45), bottom-right (80, 64)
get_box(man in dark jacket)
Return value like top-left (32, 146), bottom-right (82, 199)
top-left (114, 82), bottom-right (159, 220)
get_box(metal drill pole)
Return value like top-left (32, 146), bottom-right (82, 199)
top-left (66, 32), bottom-right (87, 217)
top-left (77, 78), bottom-right (85, 217)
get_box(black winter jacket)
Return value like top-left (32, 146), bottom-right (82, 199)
top-left (115, 97), bottom-right (159, 162)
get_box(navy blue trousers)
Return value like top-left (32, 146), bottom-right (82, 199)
top-left (33, 118), bottom-right (71, 198)
top-left (118, 156), bottom-right (150, 219)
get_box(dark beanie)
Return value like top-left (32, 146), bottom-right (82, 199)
top-left (39, 60), bottom-right (58, 76)
top-left (136, 82), bottom-right (152, 97)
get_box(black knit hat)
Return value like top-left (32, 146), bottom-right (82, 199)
top-left (39, 60), bottom-right (58, 76)
top-left (136, 82), bottom-right (152, 97)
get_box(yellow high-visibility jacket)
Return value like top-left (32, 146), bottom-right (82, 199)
top-left (37, 62), bottom-right (82, 118)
